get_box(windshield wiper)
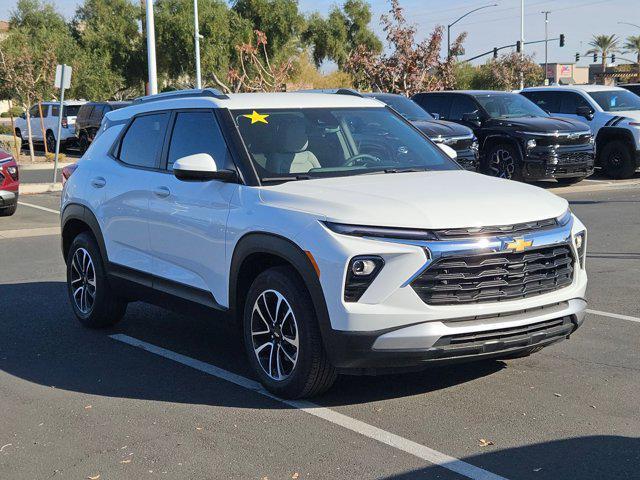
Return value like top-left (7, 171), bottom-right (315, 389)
top-left (261, 174), bottom-right (311, 183)
top-left (382, 167), bottom-right (429, 174)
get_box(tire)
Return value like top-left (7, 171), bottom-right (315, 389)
top-left (243, 266), bottom-right (337, 398)
top-left (555, 176), bottom-right (586, 186)
top-left (600, 140), bottom-right (636, 179)
top-left (79, 133), bottom-right (89, 154)
top-left (483, 143), bottom-right (523, 181)
top-left (46, 130), bottom-right (56, 153)
top-left (0, 204), bottom-right (17, 217)
top-left (14, 128), bottom-right (21, 139)
top-left (66, 232), bottom-right (127, 328)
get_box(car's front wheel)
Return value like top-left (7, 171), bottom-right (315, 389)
top-left (67, 232), bottom-right (127, 328)
top-left (483, 143), bottom-right (523, 181)
top-left (243, 266), bottom-right (336, 398)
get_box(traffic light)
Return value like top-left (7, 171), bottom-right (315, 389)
top-left (493, 47), bottom-right (498, 59)
top-left (593, 53), bottom-right (598, 62)
top-left (611, 54), bottom-right (616, 63)
top-left (516, 41), bottom-right (522, 53)
top-left (559, 34), bottom-right (565, 47)
top-left (575, 52), bottom-right (580, 62)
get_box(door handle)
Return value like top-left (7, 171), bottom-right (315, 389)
top-left (153, 186), bottom-right (171, 198)
top-left (91, 177), bottom-right (106, 188)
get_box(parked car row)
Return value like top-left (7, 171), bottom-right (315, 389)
top-left (0, 149), bottom-right (19, 217)
top-left (13, 100), bottom-right (131, 154)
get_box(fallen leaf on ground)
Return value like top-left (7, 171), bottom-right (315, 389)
top-left (0, 444), bottom-right (12, 453)
top-left (87, 475), bottom-right (100, 480)
top-left (292, 473), bottom-right (300, 479)
top-left (479, 439), bottom-right (494, 447)
top-left (84, 405), bottom-right (92, 410)
top-left (533, 468), bottom-right (543, 472)
top-left (120, 459), bottom-right (132, 464)
top-left (553, 393), bottom-right (562, 397)
top-left (195, 427), bottom-right (203, 431)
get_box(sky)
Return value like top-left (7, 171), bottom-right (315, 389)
top-left (1, 0), bottom-right (638, 66)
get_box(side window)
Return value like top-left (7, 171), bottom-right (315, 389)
top-left (416, 94), bottom-right (451, 119)
top-left (79, 106), bottom-right (94, 123)
top-left (449, 95), bottom-right (478, 121)
top-left (558, 92), bottom-right (590, 114)
top-left (90, 105), bottom-right (105, 122)
top-left (29, 105), bottom-right (40, 118)
top-left (166, 111), bottom-right (233, 171)
top-left (118, 113), bottom-right (169, 169)
top-left (522, 91), bottom-right (560, 112)
top-left (51, 105), bottom-right (59, 117)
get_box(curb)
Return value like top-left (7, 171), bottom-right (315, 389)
top-left (18, 162), bottom-right (74, 171)
top-left (549, 179), bottom-right (640, 194)
top-left (19, 183), bottom-right (63, 195)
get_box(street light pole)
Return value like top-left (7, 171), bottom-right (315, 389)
top-left (542, 11), bottom-right (550, 83)
top-left (194, 0), bottom-right (202, 89)
top-left (144, 0), bottom-right (158, 95)
top-left (519, 0), bottom-right (525, 89)
top-left (617, 21), bottom-right (640, 29)
top-left (447, 3), bottom-right (498, 58)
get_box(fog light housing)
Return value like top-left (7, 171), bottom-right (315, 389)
top-left (344, 255), bottom-right (384, 302)
top-left (526, 139), bottom-right (537, 149)
top-left (471, 138), bottom-right (479, 152)
top-left (6, 165), bottom-right (18, 181)
top-left (574, 230), bottom-right (586, 268)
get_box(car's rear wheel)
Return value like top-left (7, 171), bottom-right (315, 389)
top-left (243, 266), bottom-right (336, 398)
top-left (67, 232), bottom-right (127, 328)
top-left (600, 140), bottom-right (636, 179)
top-left (484, 143), bottom-right (523, 181)
top-left (46, 130), bottom-right (56, 153)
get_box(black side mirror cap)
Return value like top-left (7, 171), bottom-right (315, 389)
top-left (576, 106), bottom-right (594, 120)
top-left (175, 168), bottom-right (238, 183)
top-left (462, 112), bottom-right (482, 125)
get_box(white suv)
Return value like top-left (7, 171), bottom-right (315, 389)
top-left (14, 100), bottom-right (86, 152)
top-left (61, 89), bottom-right (588, 398)
top-left (521, 85), bottom-right (640, 178)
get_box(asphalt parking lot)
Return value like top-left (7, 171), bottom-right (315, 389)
top-left (1, 184), bottom-right (639, 480)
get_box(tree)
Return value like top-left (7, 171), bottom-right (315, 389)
top-left (73, 0), bottom-right (145, 97)
top-left (0, 30), bottom-right (57, 162)
top-left (471, 52), bottom-right (543, 90)
top-left (154, 0), bottom-right (251, 89)
top-left (232, 0), bottom-right (305, 59)
top-left (303, 0), bottom-right (381, 68)
top-left (623, 35), bottom-right (640, 81)
top-left (586, 34), bottom-right (620, 74)
top-left (343, 0), bottom-right (465, 95)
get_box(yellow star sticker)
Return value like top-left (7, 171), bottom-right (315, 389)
top-left (243, 110), bottom-right (269, 124)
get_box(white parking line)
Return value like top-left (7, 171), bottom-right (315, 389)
top-left (18, 201), bottom-right (60, 214)
top-left (587, 309), bottom-right (640, 324)
top-left (110, 333), bottom-right (508, 480)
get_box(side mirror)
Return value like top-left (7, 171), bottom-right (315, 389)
top-left (173, 153), bottom-right (237, 182)
top-left (462, 112), bottom-right (481, 126)
top-left (437, 143), bottom-right (458, 159)
top-left (576, 105), bottom-right (594, 120)
top-left (430, 112), bottom-right (440, 120)
top-left (20, 113), bottom-right (26, 119)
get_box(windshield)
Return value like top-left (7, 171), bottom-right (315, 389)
top-left (474, 93), bottom-right (549, 118)
top-left (588, 90), bottom-right (640, 111)
top-left (367, 95), bottom-right (433, 122)
top-left (232, 107), bottom-right (458, 182)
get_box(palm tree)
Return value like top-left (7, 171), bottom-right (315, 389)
top-left (586, 34), bottom-right (620, 75)
top-left (624, 35), bottom-right (640, 81)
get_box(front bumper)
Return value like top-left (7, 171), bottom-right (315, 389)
top-left (325, 298), bottom-right (586, 371)
top-left (454, 148), bottom-right (479, 171)
top-left (522, 145), bottom-right (595, 180)
top-left (0, 189), bottom-right (18, 209)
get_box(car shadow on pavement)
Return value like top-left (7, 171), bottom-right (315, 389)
top-left (0, 281), bottom-right (503, 408)
top-left (380, 435), bottom-right (640, 480)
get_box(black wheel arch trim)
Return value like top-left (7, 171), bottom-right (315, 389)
top-left (596, 127), bottom-right (636, 152)
top-left (229, 232), bottom-right (335, 359)
top-left (61, 203), bottom-right (108, 266)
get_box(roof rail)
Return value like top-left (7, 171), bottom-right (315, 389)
top-left (133, 88), bottom-right (229, 105)
top-left (295, 88), bottom-right (363, 97)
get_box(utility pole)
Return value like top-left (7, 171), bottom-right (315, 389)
top-left (447, 3), bottom-right (498, 59)
top-left (194, 0), bottom-right (202, 89)
top-left (542, 11), bottom-right (551, 84)
top-left (144, 0), bottom-right (158, 95)
top-left (520, 0), bottom-right (525, 89)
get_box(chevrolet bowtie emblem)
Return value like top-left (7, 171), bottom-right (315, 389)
top-left (506, 237), bottom-right (533, 252)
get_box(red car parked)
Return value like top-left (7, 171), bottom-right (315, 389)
top-left (0, 150), bottom-right (19, 217)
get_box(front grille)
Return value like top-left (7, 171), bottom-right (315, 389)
top-left (556, 151), bottom-right (594, 165)
top-left (449, 137), bottom-right (474, 150)
top-left (411, 244), bottom-right (574, 305)
top-left (433, 217), bottom-right (557, 239)
top-left (537, 134), bottom-right (591, 147)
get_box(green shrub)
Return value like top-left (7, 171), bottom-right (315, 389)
top-left (0, 125), bottom-right (13, 135)
top-left (0, 106), bottom-right (25, 118)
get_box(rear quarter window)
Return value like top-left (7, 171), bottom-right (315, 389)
top-left (118, 112), bottom-right (169, 169)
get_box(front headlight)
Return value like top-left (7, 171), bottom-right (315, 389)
top-left (471, 138), bottom-right (479, 152)
top-left (324, 222), bottom-right (439, 241)
top-left (574, 230), bottom-right (586, 268)
top-left (526, 139), bottom-right (537, 149)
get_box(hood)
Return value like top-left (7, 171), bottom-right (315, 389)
top-left (259, 171), bottom-right (568, 230)
top-left (411, 119), bottom-right (473, 139)
top-left (608, 110), bottom-right (640, 122)
top-left (486, 116), bottom-right (589, 133)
